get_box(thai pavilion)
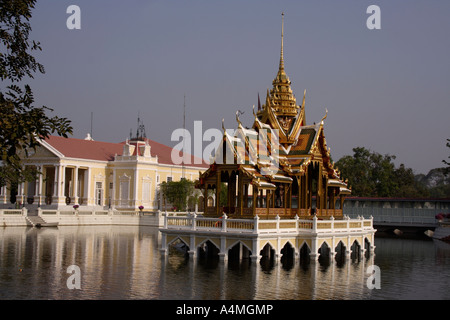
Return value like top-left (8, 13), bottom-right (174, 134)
top-left (161, 14), bottom-right (375, 262)
top-left (196, 14), bottom-right (350, 219)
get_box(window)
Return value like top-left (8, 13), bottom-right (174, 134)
top-left (167, 176), bottom-right (172, 182)
top-left (119, 174), bottom-right (130, 207)
top-left (95, 182), bottom-right (103, 206)
top-left (142, 181), bottom-right (151, 204)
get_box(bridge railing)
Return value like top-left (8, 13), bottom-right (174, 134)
top-left (345, 207), bottom-right (438, 226)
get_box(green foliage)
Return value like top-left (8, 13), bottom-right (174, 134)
top-left (336, 147), bottom-right (429, 198)
top-left (443, 138), bottom-right (450, 176)
top-left (0, 0), bottom-right (73, 186)
top-left (160, 179), bottom-right (196, 211)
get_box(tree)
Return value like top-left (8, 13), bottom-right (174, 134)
top-left (336, 147), bottom-right (427, 198)
top-left (443, 138), bottom-right (450, 176)
top-left (160, 179), bottom-right (196, 211)
top-left (0, 0), bottom-right (72, 187)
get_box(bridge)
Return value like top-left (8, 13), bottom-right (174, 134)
top-left (342, 197), bottom-right (450, 231)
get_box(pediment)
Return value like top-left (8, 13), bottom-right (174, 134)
top-left (20, 144), bottom-right (61, 161)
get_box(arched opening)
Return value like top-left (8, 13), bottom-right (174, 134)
top-left (334, 241), bottom-right (347, 266)
top-left (280, 242), bottom-right (295, 270)
top-left (299, 242), bottom-right (311, 267)
top-left (259, 243), bottom-right (276, 271)
top-left (364, 237), bottom-right (371, 259)
top-left (228, 242), bottom-right (252, 263)
top-left (318, 241), bottom-right (331, 266)
top-left (350, 240), bottom-right (361, 261)
top-left (197, 240), bottom-right (220, 259)
top-left (198, 196), bottom-right (205, 212)
top-left (308, 162), bottom-right (320, 210)
top-left (168, 238), bottom-right (190, 260)
top-left (260, 243), bottom-right (275, 260)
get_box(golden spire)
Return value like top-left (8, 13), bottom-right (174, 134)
top-left (279, 12), bottom-right (285, 71)
top-left (255, 12), bottom-right (304, 141)
top-left (269, 12), bottom-right (298, 118)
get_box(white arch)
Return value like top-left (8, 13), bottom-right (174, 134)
top-left (226, 240), bottom-right (252, 253)
top-left (197, 238), bottom-right (221, 251)
top-left (167, 236), bottom-right (189, 248)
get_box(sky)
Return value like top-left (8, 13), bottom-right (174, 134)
top-left (23, 0), bottom-right (450, 174)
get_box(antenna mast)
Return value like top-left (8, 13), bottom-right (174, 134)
top-left (182, 94), bottom-right (186, 179)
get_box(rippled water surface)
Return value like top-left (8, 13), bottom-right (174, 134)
top-left (0, 226), bottom-right (449, 299)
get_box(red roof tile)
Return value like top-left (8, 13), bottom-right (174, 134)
top-left (43, 136), bottom-right (209, 168)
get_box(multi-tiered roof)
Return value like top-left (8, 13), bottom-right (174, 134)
top-left (197, 13), bottom-right (350, 217)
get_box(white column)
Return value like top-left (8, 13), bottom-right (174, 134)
top-left (0, 185), bottom-right (6, 204)
top-left (38, 165), bottom-right (43, 206)
top-left (73, 166), bottom-right (79, 204)
top-left (85, 168), bottom-right (91, 206)
top-left (18, 181), bottom-right (25, 207)
top-left (58, 165), bottom-right (65, 205)
top-left (53, 165), bottom-right (59, 198)
top-left (134, 166), bottom-right (139, 208)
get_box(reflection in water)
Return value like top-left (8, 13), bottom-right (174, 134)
top-left (0, 226), bottom-right (449, 299)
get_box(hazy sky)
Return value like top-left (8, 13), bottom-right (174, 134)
top-left (25, 0), bottom-right (450, 174)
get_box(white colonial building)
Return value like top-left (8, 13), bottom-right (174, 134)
top-left (0, 134), bottom-right (208, 213)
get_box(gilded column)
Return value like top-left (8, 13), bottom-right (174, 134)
top-left (317, 164), bottom-right (323, 213)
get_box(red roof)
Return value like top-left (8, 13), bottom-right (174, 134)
top-left (43, 136), bottom-right (209, 168)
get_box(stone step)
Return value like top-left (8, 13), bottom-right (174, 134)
top-left (26, 215), bottom-right (49, 227)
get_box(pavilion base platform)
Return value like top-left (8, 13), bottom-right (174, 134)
top-left (159, 213), bottom-right (376, 262)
